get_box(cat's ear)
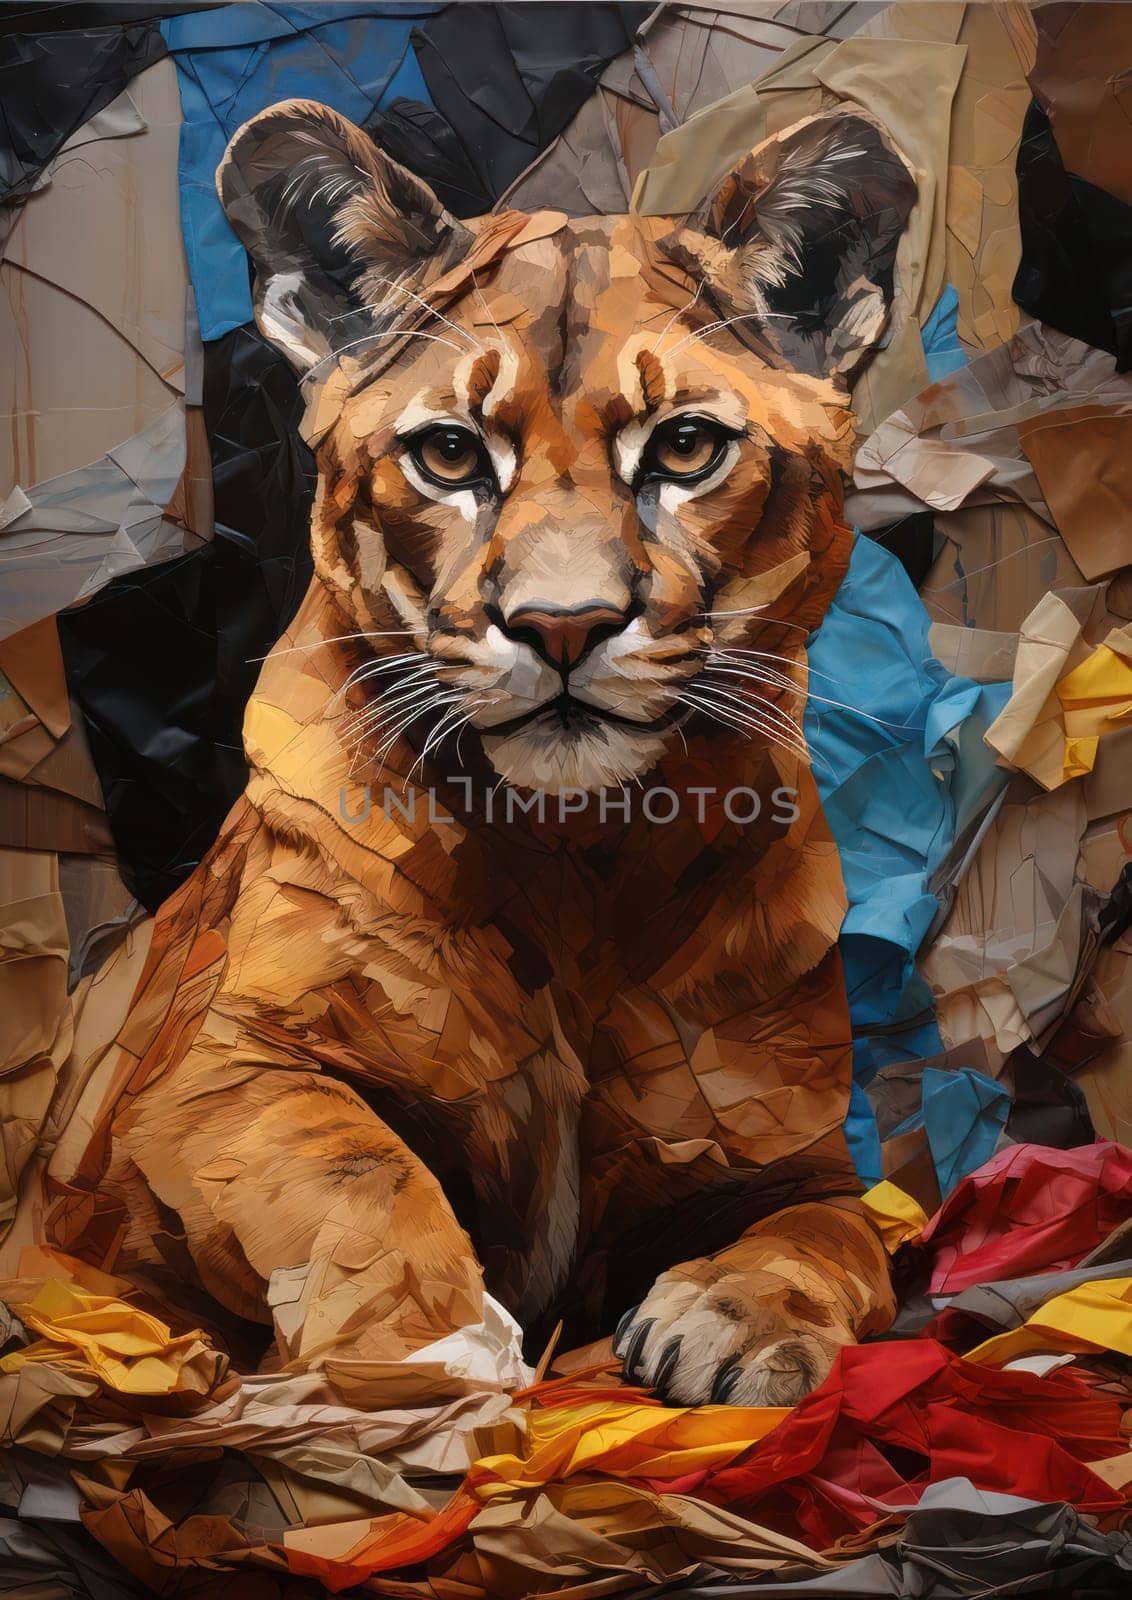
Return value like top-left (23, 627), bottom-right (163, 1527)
top-left (668, 111), bottom-right (916, 381)
top-left (217, 98), bottom-right (472, 374)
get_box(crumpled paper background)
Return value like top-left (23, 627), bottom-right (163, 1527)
top-left (2, 1), bottom-right (1132, 1595)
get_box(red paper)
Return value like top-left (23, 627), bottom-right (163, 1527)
top-left (918, 1141), bottom-right (1132, 1295)
top-left (657, 1340), bottom-right (1128, 1548)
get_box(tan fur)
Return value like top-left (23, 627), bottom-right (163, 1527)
top-left (20, 107), bottom-right (910, 1402)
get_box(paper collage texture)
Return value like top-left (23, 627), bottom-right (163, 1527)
top-left (1, 3), bottom-right (1131, 1596)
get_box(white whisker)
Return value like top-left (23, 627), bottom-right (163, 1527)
top-left (308, 325), bottom-right (466, 382)
top-left (676, 691), bottom-right (753, 742)
top-left (699, 605), bottom-right (811, 631)
top-left (404, 701), bottom-right (471, 787)
top-left (651, 280), bottom-right (706, 357)
top-left (454, 707), bottom-right (477, 766)
top-left (347, 690), bottom-right (457, 765)
top-left (689, 676), bottom-right (809, 744)
top-left (341, 668), bottom-right (439, 729)
top-left (372, 693), bottom-right (462, 764)
top-left (330, 273), bottom-right (481, 351)
top-left (342, 674), bottom-right (442, 741)
top-left (703, 662), bottom-right (814, 728)
top-left (707, 656), bottom-right (806, 697)
top-left (341, 659), bottom-right (438, 712)
top-left (247, 628), bottom-right (414, 664)
top-left (706, 658), bottom-right (915, 732)
top-left (469, 272), bottom-right (503, 341)
top-left (708, 645), bottom-right (840, 688)
top-left (689, 682), bottom-right (810, 759)
top-left (700, 673), bottom-right (807, 737)
top-left (336, 652), bottom-right (430, 701)
top-left (663, 309), bottom-right (793, 361)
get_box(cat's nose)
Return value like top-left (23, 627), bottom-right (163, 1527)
top-left (504, 602), bottom-right (629, 672)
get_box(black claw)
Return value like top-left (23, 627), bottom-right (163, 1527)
top-left (652, 1336), bottom-right (682, 1397)
top-left (612, 1303), bottom-right (640, 1357)
top-left (621, 1317), bottom-right (655, 1383)
top-left (711, 1360), bottom-right (741, 1404)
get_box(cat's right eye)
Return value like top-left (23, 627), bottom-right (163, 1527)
top-left (639, 416), bottom-right (734, 485)
top-left (408, 425), bottom-right (494, 490)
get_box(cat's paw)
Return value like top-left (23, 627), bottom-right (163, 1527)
top-left (612, 1256), bottom-right (843, 1406)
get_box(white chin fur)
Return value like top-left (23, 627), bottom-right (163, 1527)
top-left (482, 718), bottom-right (669, 794)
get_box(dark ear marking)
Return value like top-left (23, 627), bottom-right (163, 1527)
top-left (217, 99), bottom-right (472, 374)
top-left (635, 346), bottom-right (668, 410)
top-left (661, 111), bottom-right (917, 380)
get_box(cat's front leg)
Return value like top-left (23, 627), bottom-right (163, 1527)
top-left (115, 1060), bottom-right (484, 1363)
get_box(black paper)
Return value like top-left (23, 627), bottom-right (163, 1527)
top-left (365, 97), bottom-right (493, 219)
top-left (410, 2), bottom-right (651, 201)
top-left (1013, 99), bottom-right (1132, 372)
top-left (0, 18), bottom-right (165, 200)
top-left (863, 512), bottom-right (939, 589)
top-left (59, 329), bottom-right (314, 910)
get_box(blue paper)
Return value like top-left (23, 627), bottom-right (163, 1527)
top-left (922, 1066), bottom-right (1011, 1195)
top-left (808, 535), bottom-right (1010, 1027)
top-left (162, 3), bottom-right (440, 340)
top-left (805, 534), bottom-right (1011, 1176)
top-left (921, 284), bottom-right (967, 382)
top-left (843, 1078), bottom-right (883, 1189)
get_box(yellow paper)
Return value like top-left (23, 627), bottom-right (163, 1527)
top-left (1056, 633), bottom-right (1132, 780)
top-left (0, 1278), bottom-right (219, 1396)
top-left (861, 1180), bottom-right (928, 1252)
top-left (966, 1276), bottom-right (1132, 1366)
top-left (469, 1397), bottom-right (789, 1498)
top-left (1062, 735), bottom-right (1100, 781)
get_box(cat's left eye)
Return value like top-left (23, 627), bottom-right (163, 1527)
top-left (640, 417), bottom-right (733, 483)
top-left (409, 425), bottom-right (493, 490)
